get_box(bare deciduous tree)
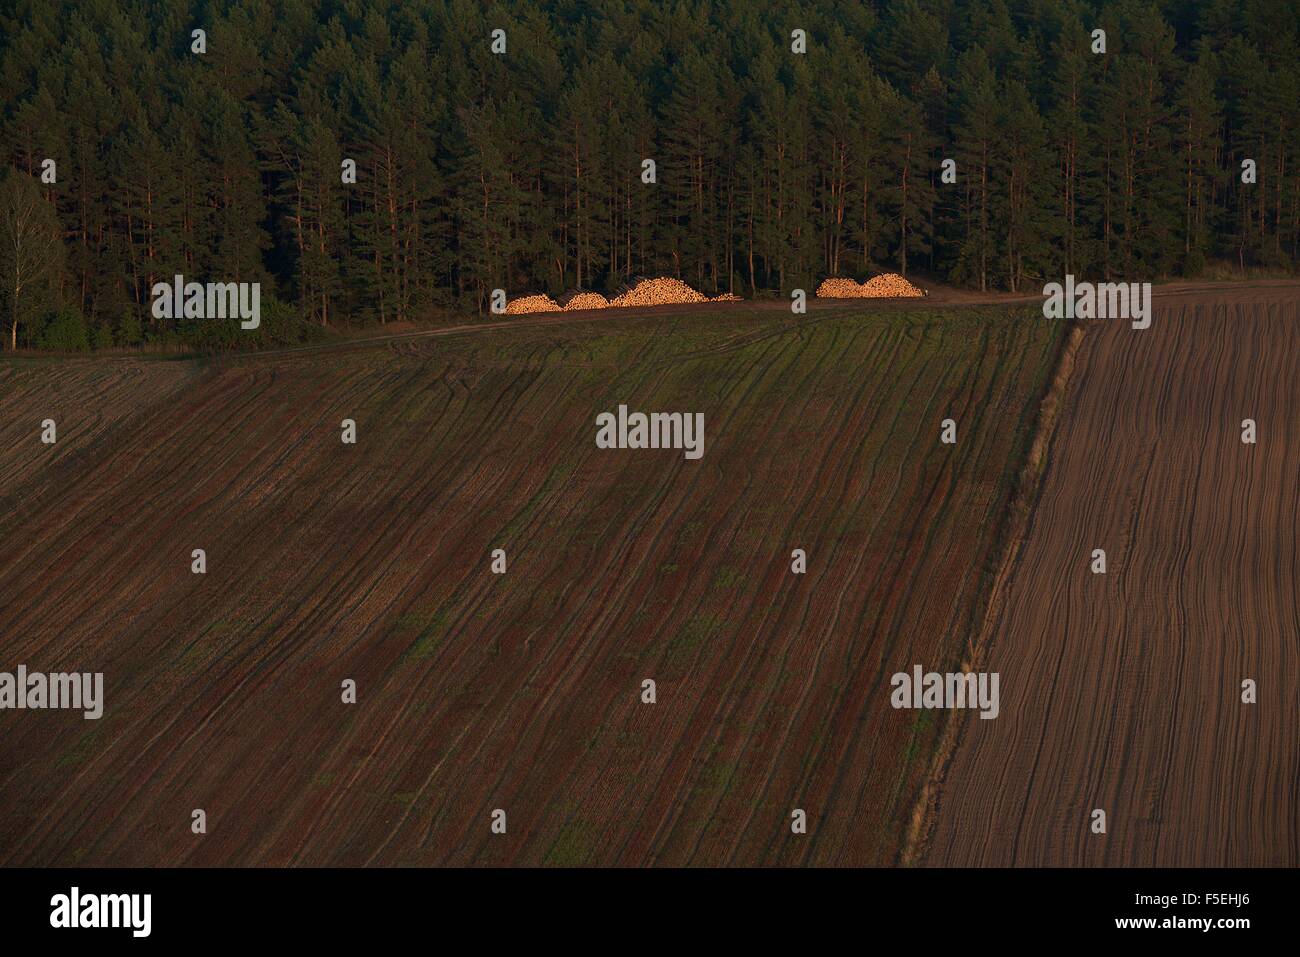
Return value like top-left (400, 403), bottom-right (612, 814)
top-left (0, 169), bottom-right (62, 350)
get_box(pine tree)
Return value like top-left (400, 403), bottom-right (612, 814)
top-left (881, 85), bottom-right (936, 277)
top-left (952, 46), bottom-right (998, 290)
top-left (1178, 48), bottom-right (1222, 273)
top-left (995, 80), bottom-right (1054, 292)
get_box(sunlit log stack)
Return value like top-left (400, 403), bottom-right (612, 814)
top-left (504, 293), bottom-right (563, 314)
top-left (610, 277), bottom-right (709, 307)
top-left (562, 291), bottom-right (611, 310)
top-left (507, 277), bottom-right (743, 314)
top-left (815, 273), bottom-right (925, 298)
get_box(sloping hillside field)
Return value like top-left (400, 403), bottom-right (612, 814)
top-left (0, 306), bottom-right (1061, 866)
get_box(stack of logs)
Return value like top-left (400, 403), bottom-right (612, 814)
top-left (815, 273), bottom-right (925, 298)
top-left (505, 278), bottom-right (741, 314)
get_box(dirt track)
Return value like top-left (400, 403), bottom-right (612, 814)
top-left (246, 279), bottom-right (1300, 361)
top-left (922, 284), bottom-right (1300, 866)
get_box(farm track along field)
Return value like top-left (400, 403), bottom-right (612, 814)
top-left (0, 306), bottom-right (1059, 866)
top-left (921, 285), bottom-right (1300, 866)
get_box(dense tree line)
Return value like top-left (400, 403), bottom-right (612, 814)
top-left (1, 0), bottom-right (1297, 349)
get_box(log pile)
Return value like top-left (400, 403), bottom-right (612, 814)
top-left (860, 273), bottom-right (925, 296)
top-left (562, 292), bottom-right (611, 311)
top-left (505, 277), bottom-right (740, 314)
top-left (504, 293), bottom-right (562, 314)
top-left (609, 277), bottom-right (708, 307)
top-left (815, 273), bottom-right (925, 298)
top-left (814, 277), bottom-right (866, 298)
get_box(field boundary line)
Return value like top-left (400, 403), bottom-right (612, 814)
top-left (900, 318), bottom-right (1087, 866)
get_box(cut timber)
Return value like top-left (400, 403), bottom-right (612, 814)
top-left (504, 294), bottom-right (562, 315)
top-left (562, 292), bottom-right (610, 311)
top-left (507, 278), bottom-right (731, 315)
top-left (609, 277), bottom-right (708, 307)
top-left (815, 273), bottom-right (925, 298)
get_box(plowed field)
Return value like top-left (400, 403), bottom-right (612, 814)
top-left (0, 306), bottom-right (1060, 865)
top-left (923, 286), bottom-right (1300, 866)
